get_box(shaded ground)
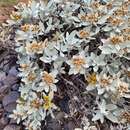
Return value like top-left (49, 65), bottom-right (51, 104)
top-left (0, 1), bottom-right (28, 130)
top-left (0, 26), bottom-right (22, 130)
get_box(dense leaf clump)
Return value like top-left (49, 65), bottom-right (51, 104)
top-left (7, 0), bottom-right (130, 129)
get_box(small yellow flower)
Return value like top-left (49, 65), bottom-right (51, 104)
top-left (123, 1), bottom-right (130, 9)
top-left (43, 95), bottom-right (53, 110)
top-left (79, 15), bottom-right (87, 21)
top-left (98, 74), bottom-right (112, 88)
top-left (109, 35), bottom-right (124, 45)
top-left (125, 70), bottom-right (130, 77)
top-left (90, 1), bottom-right (101, 9)
top-left (79, 12), bottom-right (99, 24)
top-left (21, 24), bottom-right (39, 32)
top-left (21, 24), bottom-right (30, 32)
top-left (26, 39), bottom-right (47, 54)
top-left (124, 34), bottom-right (130, 41)
top-left (52, 31), bottom-right (62, 41)
top-left (86, 73), bottom-right (97, 85)
top-left (107, 2), bottom-right (113, 10)
top-left (10, 11), bottom-right (22, 21)
top-left (122, 28), bottom-right (130, 34)
top-left (72, 56), bottom-right (86, 70)
top-left (31, 25), bottom-right (39, 32)
top-left (107, 17), bottom-right (124, 26)
top-left (27, 72), bottom-right (36, 82)
top-left (86, 13), bottom-right (99, 23)
top-left (114, 8), bottom-right (128, 16)
top-left (100, 79), bottom-right (111, 88)
top-left (67, 52), bottom-right (88, 75)
top-left (42, 71), bottom-right (54, 86)
top-left (117, 82), bottom-right (129, 96)
top-left (31, 99), bottom-right (41, 109)
top-left (20, 64), bottom-right (29, 70)
top-left (79, 30), bottom-right (90, 39)
top-left (121, 112), bottom-right (130, 123)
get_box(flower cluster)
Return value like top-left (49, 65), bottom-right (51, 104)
top-left (8, 0), bottom-right (130, 130)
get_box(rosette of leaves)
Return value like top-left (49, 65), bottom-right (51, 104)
top-left (8, 0), bottom-right (130, 130)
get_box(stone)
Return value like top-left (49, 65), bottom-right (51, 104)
top-left (0, 85), bottom-right (10, 100)
top-left (11, 84), bottom-right (19, 91)
top-left (64, 121), bottom-right (76, 130)
top-left (4, 103), bottom-right (17, 113)
top-left (0, 85), bottom-right (9, 94)
top-left (4, 125), bottom-right (21, 130)
top-left (0, 122), bottom-right (5, 130)
top-left (0, 117), bottom-right (9, 126)
top-left (9, 118), bottom-right (17, 124)
top-left (0, 71), bottom-right (6, 81)
top-left (0, 81), bottom-right (3, 87)
top-left (55, 112), bottom-right (64, 120)
top-left (45, 119), bottom-right (61, 130)
top-left (3, 75), bottom-right (18, 87)
top-left (0, 116), bottom-right (9, 130)
top-left (0, 104), bottom-right (2, 108)
top-left (2, 91), bottom-right (19, 112)
top-left (0, 108), bottom-right (4, 118)
top-left (8, 67), bottom-right (18, 76)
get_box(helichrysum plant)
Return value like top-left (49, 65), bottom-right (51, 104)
top-left (7, 0), bottom-right (130, 129)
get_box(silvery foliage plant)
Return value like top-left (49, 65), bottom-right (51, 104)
top-left (7, 0), bottom-right (130, 129)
